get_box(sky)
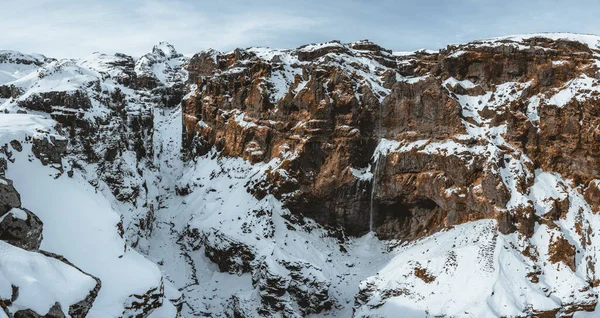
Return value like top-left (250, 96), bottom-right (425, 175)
top-left (3, 0), bottom-right (600, 58)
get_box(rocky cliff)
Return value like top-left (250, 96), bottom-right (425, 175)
top-left (180, 33), bottom-right (600, 316)
top-left (2, 33), bottom-right (600, 317)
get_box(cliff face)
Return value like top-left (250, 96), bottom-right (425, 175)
top-left (181, 35), bottom-right (600, 240)
top-left (177, 35), bottom-right (600, 315)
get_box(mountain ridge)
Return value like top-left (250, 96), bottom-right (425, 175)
top-left (1, 33), bottom-right (600, 317)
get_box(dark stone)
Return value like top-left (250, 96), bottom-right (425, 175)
top-left (32, 133), bottom-right (68, 166)
top-left (14, 302), bottom-right (65, 318)
top-left (0, 177), bottom-right (21, 216)
top-left (10, 140), bottom-right (22, 152)
top-left (0, 207), bottom-right (43, 251)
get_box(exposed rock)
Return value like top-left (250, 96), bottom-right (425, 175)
top-left (0, 158), bottom-right (6, 176)
top-left (180, 34), bottom-right (600, 244)
top-left (18, 91), bottom-right (91, 113)
top-left (32, 133), bottom-right (67, 166)
top-left (225, 295), bottom-right (256, 318)
top-left (0, 177), bottom-right (21, 216)
top-left (187, 49), bottom-right (219, 84)
top-left (252, 257), bottom-right (334, 316)
top-left (0, 85), bottom-right (24, 99)
top-left (9, 140), bottom-right (22, 152)
top-left (122, 283), bottom-right (164, 318)
top-left (0, 207), bottom-right (43, 251)
top-left (197, 229), bottom-right (256, 275)
top-left (251, 256), bottom-right (333, 316)
top-left (6, 34), bottom-right (600, 317)
top-left (548, 234), bottom-right (577, 271)
top-left (14, 302), bottom-right (65, 318)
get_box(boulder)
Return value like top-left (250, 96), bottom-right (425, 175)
top-left (0, 207), bottom-right (43, 251)
top-left (0, 177), bottom-right (21, 216)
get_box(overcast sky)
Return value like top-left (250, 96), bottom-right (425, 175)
top-left (3, 0), bottom-right (600, 58)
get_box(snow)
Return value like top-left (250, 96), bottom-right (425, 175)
top-left (298, 41), bottom-right (344, 52)
top-left (489, 32), bottom-right (600, 50)
top-left (351, 166), bottom-right (373, 181)
top-left (0, 51), bottom-right (47, 85)
top-left (232, 110), bottom-right (257, 128)
top-left (246, 47), bottom-right (292, 63)
top-left (392, 51), bottom-right (418, 57)
top-left (528, 171), bottom-right (568, 216)
top-left (0, 114), bottom-right (54, 145)
top-left (0, 240), bottom-right (97, 316)
top-left (444, 76), bottom-right (476, 89)
top-left (142, 147), bottom-right (394, 316)
top-left (270, 66), bottom-right (300, 102)
top-left (134, 42), bottom-right (188, 86)
top-left (448, 50), bottom-right (466, 58)
top-left (15, 59), bottom-right (97, 95)
top-left (402, 74), bottom-right (429, 84)
top-left (373, 138), bottom-right (429, 158)
top-left (77, 52), bottom-right (134, 80)
top-left (0, 208), bottom-right (28, 222)
top-left (547, 74), bottom-right (598, 107)
top-left (6, 143), bottom-right (164, 317)
top-left (354, 218), bottom-right (597, 317)
top-left (527, 95), bottom-right (541, 125)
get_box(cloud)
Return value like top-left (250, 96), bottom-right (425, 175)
top-left (1, 0), bottom-right (322, 57)
top-left (2, 0), bottom-right (600, 58)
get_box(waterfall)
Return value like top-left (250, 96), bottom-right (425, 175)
top-left (370, 153), bottom-right (383, 233)
top-left (369, 101), bottom-right (384, 233)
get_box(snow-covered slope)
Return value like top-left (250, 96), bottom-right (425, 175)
top-left (0, 240), bottom-right (97, 317)
top-left (6, 144), bottom-right (168, 317)
top-left (0, 44), bottom-right (186, 316)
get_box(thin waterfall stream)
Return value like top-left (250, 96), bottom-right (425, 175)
top-left (369, 154), bottom-right (383, 232)
top-left (370, 101), bottom-right (384, 233)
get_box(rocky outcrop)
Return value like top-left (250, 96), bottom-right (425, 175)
top-left (190, 229), bottom-right (256, 275)
top-left (251, 256), bottom-right (333, 316)
top-left (0, 177), bottom-right (21, 216)
top-left (0, 176), bottom-right (101, 318)
top-left (13, 302), bottom-right (65, 318)
top-left (122, 283), bottom-right (164, 318)
top-left (18, 91), bottom-right (92, 113)
top-left (0, 208), bottom-right (43, 251)
top-left (176, 36), bottom-right (600, 316)
top-left (32, 132), bottom-right (68, 166)
top-left (181, 41), bottom-right (472, 239)
top-left (0, 85), bottom-right (23, 99)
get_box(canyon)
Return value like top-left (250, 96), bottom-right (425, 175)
top-left (1, 33), bottom-right (600, 317)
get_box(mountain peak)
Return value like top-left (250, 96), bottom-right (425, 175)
top-left (151, 41), bottom-right (180, 58)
